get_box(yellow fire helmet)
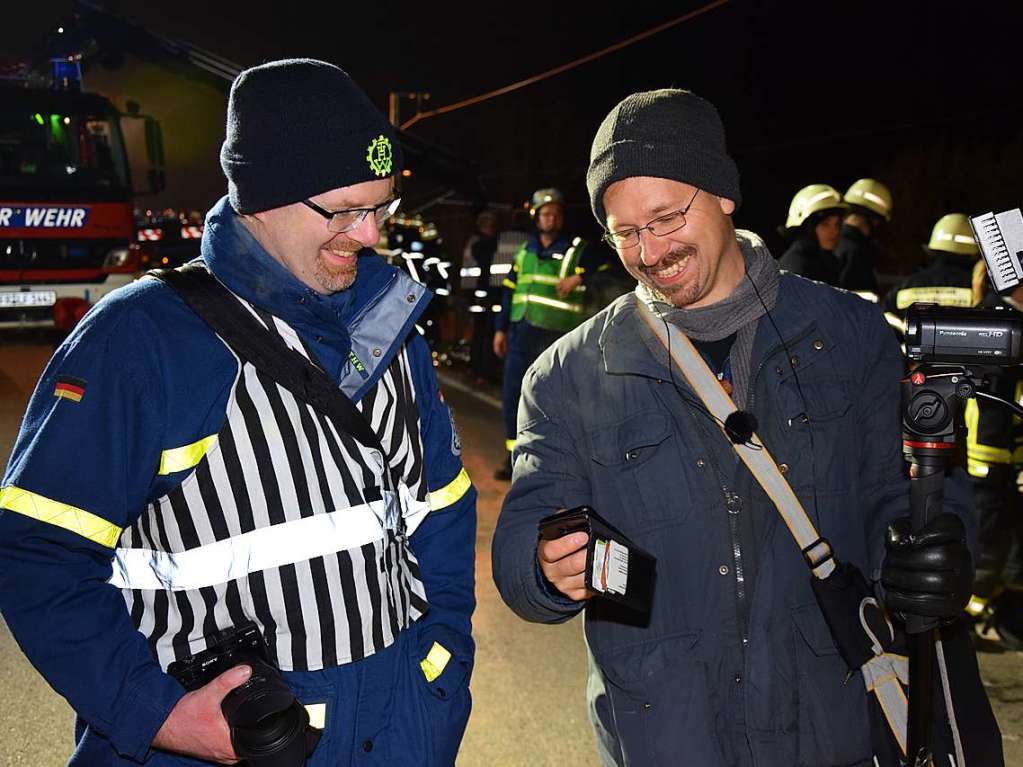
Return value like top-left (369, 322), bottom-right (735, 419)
top-left (528, 187), bottom-right (565, 218)
top-left (926, 213), bottom-right (979, 257)
top-left (843, 178), bottom-right (893, 221)
top-left (784, 184), bottom-right (848, 229)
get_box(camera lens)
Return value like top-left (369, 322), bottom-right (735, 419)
top-left (221, 662), bottom-right (311, 767)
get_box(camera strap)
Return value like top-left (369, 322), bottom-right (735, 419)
top-left (150, 263), bottom-right (391, 473)
top-left (635, 301), bottom-right (913, 758)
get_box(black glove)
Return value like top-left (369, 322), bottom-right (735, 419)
top-left (882, 512), bottom-right (974, 621)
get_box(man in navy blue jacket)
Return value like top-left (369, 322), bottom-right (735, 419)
top-left (0, 59), bottom-right (476, 765)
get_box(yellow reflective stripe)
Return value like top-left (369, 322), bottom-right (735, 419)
top-left (427, 468), bottom-right (471, 511)
top-left (502, 278), bottom-right (517, 290)
top-left (505, 439), bottom-right (517, 452)
top-left (520, 273), bottom-right (561, 286)
top-left (967, 459), bottom-right (990, 478)
top-left (304, 703), bottom-right (327, 730)
top-left (511, 294), bottom-right (584, 312)
top-left (159, 435), bottom-right (218, 475)
top-left (965, 399), bottom-right (1013, 464)
top-left (0, 485), bottom-right (122, 548)
top-left (895, 286), bottom-right (972, 310)
top-left (419, 641), bottom-right (451, 682)
top-left (883, 312), bottom-right (906, 334)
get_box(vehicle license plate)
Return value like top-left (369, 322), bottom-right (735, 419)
top-left (0, 290), bottom-right (58, 308)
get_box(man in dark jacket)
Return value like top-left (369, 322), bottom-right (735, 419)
top-left (492, 89), bottom-right (989, 766)
top-left (0, 60), bottom-right (476, 766)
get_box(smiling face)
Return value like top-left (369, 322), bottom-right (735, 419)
top-left (603, 176), bottom-right (745, 308)
top-left (244, 177), bottom-right (394, 294)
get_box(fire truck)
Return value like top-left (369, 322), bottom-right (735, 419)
top-left (0, 57), bottom-right (164, 334)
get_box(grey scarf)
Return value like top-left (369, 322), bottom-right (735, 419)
top-left (637, 230), bottom-right (780, 408)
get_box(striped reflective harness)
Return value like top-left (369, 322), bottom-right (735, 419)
top-left (636, 302), bottom-right (913, 758)
top-left (110, 270), bottom-right (432, 672)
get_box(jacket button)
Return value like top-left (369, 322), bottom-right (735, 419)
top-left (812, 339), bottom-right (824, 350)
top-left (718, 564), bottom-right (729, 575)
top-left (696, 458), bottom-right (706, 468)
top-left (790, 355), bottom-right (799, 366)
top-left (362, 739), bottom-right (374, 752)
top-left (626, 449), bottom-right (640, 461)
top-left (406, 293), bottom-right (416, 303)
top-left (775, 366), bottom-right (783, 375)
top-left (372, 347), bottom-right (382, 357)
top-left (779, 463), bottom-right (789, 474)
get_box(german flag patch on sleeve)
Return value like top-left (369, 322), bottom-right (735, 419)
top-left (54, 376), bottom-right (86, 403)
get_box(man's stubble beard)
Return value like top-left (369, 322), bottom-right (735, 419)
top-left (638, 245), bottom-right (701, 307)
top-left (314, 249), bottom-right (358, 293)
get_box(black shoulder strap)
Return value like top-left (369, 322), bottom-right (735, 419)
top-left (151, 264), bottom-right (387, 459)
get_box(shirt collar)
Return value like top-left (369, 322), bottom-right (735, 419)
top-left (200, 196), bottom-right (397, 335)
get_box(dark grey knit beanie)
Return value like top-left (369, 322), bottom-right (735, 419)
top-left (586, 89), bottom-right (741, 224)
top-left (220, 58), bottom-right (403, 214)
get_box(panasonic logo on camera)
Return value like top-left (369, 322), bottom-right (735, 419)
top-left (938, 330), bottom-right (968, 336)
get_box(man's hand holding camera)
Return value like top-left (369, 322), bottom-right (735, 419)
top-left (153, 665), bottom-right (250, 764)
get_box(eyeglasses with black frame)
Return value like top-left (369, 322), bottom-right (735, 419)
top-left (302, 194), bottom-right (402, 234)
top-left (602, 188), bottom-right (701, 249)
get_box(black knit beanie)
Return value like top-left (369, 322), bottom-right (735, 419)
top-left (220, 59), bottom-right (403, 214)
top-left (586, 89), bottom-right (741, 225)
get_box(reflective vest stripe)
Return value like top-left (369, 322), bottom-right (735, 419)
top-left (159, 435), bottom-right (219, 475)
top-left (110, 497), bottom-right (394, 591)
top-left (512, 294), bottom-right (586, 313)
top-left (427, 467), bottom-right (472, 511)
top-left (0, 485), bottom-right (122, 548)
top-left (895, 286), bottom-right (972, 310)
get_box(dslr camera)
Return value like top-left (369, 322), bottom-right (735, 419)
top-left (167, 620), bottom-right (320, 767)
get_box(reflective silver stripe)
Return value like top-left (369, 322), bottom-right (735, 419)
top-left (110, 497), bottom-right (393, 591)
top-left (861, 653), bottom-right (909, 756)
top-left (935, 637), bottom-right (967, 766)
top-left (636, 303), bottom-right (835, 578)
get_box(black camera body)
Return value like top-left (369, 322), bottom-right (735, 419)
top-left (168, 621), bottom-right (319, 767)
top-left (904, 303), bottom-right (1023, 365)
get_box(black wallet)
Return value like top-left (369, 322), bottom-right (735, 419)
top-left (538, 506), bottom-right (656, 613)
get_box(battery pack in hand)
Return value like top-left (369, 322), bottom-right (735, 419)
top-left (538, 505), bottom-right (656, 613)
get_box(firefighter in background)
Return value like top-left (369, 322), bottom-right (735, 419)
top-left (492, 188), bottom-right (593, 481)
top-left (464, 210), bottom-right (502, 383)
top-left (881, 213), bottom-right (978, 333)
top-left (966, 259), bottom-right (1023, 647)
top-left (837, 178), bottom-right (893, 296)
top-left (777, 183), bottom-right (847, 286)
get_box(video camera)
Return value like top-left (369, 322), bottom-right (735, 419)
top-left (904, 207), bottom-right (1023, 366)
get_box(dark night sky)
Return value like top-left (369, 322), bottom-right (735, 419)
top-left (3, 0), bottom-right (1022, 273)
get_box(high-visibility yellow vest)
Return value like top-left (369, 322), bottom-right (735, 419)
top-left (508, 238), bottom-right (587, 332)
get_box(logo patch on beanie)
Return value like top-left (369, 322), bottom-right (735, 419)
top-left (366, 135), bottom-right (393, 177)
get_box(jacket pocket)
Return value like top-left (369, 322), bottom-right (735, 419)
top-left (597, 633), bottom-right (724, 766)
top-left (791, 604), bottom-right (872, 766)
top-left (411, 626), bottom-right (473, 767)
top-left (588, 411), bottom-right (690, 530)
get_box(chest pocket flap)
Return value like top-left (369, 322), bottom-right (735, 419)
top-left (775, 331), bottom-right (852, 422)
top-left (589, 411), bottom-right (671, 467)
